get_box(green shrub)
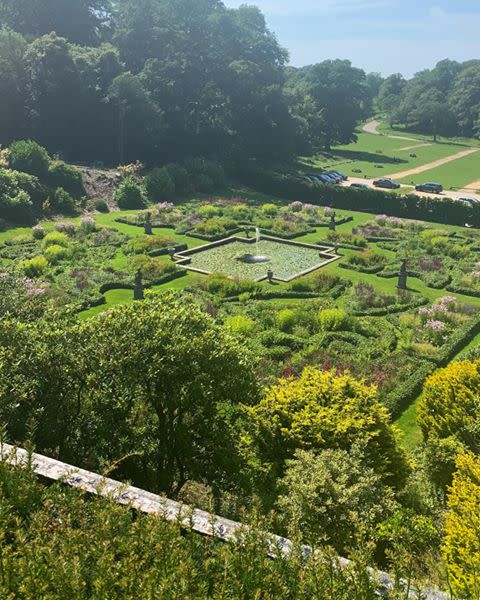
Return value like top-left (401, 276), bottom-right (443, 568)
top-left (145, 167), bottom-right (175, 202)
top-left (8, 140), bottom-right (50, 179)
top-left (50, 187), bottom-right (76, 215)
top-left (42, 231), bottom-right (69, 249)
top-left (32, 225), bottom-right (46, 239)
top-left (224, 315), bottom-right (255, 337)
top-left (115, 177), bottom-right (146, 209)
top-left (22, 255), bottom-right (48, 277)
top-left (231, 204), bottom-right (250, 220)
top-left (125, 235), bottom-right (176, 255)
top-left (318, 308), bottom-right (352, 332)
top-left (94, 198), bottom-right (109, 213)
top-left (261, 203), bottom-right (278, 216)
top-left (44, 244), bottom-right (69, 264)
top-left (277, 309), bottom-right (297, 332)
top-left (48, 161), bottom-right (84, 198)
top-left (197, 204), bottom-right (222, 219)
top-left (130, 255), bottom-right (178, 279)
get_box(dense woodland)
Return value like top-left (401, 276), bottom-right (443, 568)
top-left (378, 59), bottom-right (480, 140)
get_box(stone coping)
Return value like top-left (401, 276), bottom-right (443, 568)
top-left (0, 443), bottom-right (446, 600)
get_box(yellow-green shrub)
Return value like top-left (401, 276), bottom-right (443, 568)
top-left (417, 360), bottom-right (480, 441)
top-left (44, 244), bottom-right (69, 264)
top-left (318, 308), bottom-right (352, 331)
top-left (224, 315), bottom-right (255, 337)
top-left (443, 452), bottom-right (480, 599)
top-left (22, 255), bottom-right (48, 277)
top-left (42, 231), bottom-right (69, 249)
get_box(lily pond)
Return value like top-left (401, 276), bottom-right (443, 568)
top-left (178, 238), bottom-right (334, 281)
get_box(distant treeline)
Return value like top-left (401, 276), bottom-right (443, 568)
top-left (377, 59), bottom-right (480, 140)
top-left (0, 0), bottom-right (379, 167)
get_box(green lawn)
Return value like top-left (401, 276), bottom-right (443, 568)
top-left (303, 133), bottom-right (465, 181)
top-left (397, 150), bottom-right (480, 190)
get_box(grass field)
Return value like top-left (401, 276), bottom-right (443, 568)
top-left (303, 125), bottom-right (480, 190)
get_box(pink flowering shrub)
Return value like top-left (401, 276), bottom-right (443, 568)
top-left (55, 221), bottom-right (76, 235)
top-left (80, 216), bottom-right (96, 234)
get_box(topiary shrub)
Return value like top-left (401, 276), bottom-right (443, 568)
top-left (8, 140), bottom-right (50, 179)
top-left (94, 198), bottom-right (109, 213)
top-left (44, 244), bottom-right (69, 264)
top-left (224, 315), bottom-right (255, 337)
top-left (318, 308), bottom-right (352, 332)
top-left (115, 177), bottom-right (146, 209)
top-left (32, 225), bottom-right (46, 240)
top-left (48, 161), bottom-right (84, 198)
top-left (42, 231), bottom-right (69, 249)
top-left (145, 167), bottom-right (175, 203)
top-left (50, 187), bottom-right (76, 215)
top-left (22, 255), bottom-right (48, 277)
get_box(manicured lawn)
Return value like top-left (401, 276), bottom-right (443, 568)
top-left (395, 399), bottom-right (423, 453)
top-left (397, 150), bottom-right (480, 190)
top-left (303, 133), bottom-right (464, 181)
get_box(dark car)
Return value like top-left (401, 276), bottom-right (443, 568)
top-left (415, 182), bottom-right (443, 194)
top-left (311, 173), bottom-right (337, 185)
top-left (325, 171), bottom-right (343, 183)
top-left (328, 170), bottom-right (348, 181)
top-left (350, 183), bottom-right (369, 189)
top-left (373, 178), bottom-right (400, 190)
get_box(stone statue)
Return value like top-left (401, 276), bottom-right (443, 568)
top-left (329, 211), bottom-right (336, 231)
top-left (267, 268), bottom-right (274, 283)
top-left (398, 259), bottom-right (407, 290)
top-left (144, 211), bottom-right (153, 235)
top-left (168, 247), bottom-right (176, 261)
top-left (134, 270), bottom-right (144, 300)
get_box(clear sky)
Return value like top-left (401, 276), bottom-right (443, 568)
top-left (223, 0), bottom-right (480, 77)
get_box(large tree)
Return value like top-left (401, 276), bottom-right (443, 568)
top-left (286, 60), bottom-right (369, 150)
top-left (0, 292), bottom-right (260, 495)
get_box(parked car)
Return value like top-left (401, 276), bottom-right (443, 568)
top-left (328, 170), bottom-right (348, 181)
top-left (325, 171), bottom-right (342, 183)
top-left (350, 183), bottom-right (369, 189)
top-left (373, 178), bottom-right (400, 189)
top-left (314, 173), bottom-right (337, 185)
top-left (458, 197), bottom-right (476, 206)
top-left (415, 182), bottom-right (443, 194)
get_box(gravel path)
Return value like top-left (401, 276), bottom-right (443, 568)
top-left (384, 148), bottom-right (479, 180)
top-left (459, 180), bottom-right (480, 194)
top-left (362, 120), bottom-right (421, 141)
top-left (397, 143), bottom-right (432, 151)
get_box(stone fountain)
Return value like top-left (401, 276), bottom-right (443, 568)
top-left (237, 228), bottom-right (271, 264)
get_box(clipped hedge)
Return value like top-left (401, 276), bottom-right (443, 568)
top-left (340, 263), bottom-right (386, 275)
top-left (384, 360), bottom-right (436, 417)
top-left (114, 218), bottom-right (175, 229)
top-left (239, 169), bottom-right (480, 227)
top-left (148, 243), bottom-right (188, 257)
top-left (352, 296), bottom-right (428, 317)
top-left (446, 285), bottom-right (480, 298)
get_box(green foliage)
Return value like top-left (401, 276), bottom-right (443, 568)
top-left (0, 460), bottom-right (385, 600)
top-left (0, 293), bottom-right (260, 495)
top-left (145, 167), bottom-right (175, 202)
top-left (417, 360), bottom-right (480, 446)
top-left (51, 187), bottom-right (76, 215)
top-left (225, 315), bottom-right (255, 337)
top-left (48, 160), bottom-right (84, 197)
top-left (94, 198), bottom-right (109, 213)
top-left (125, 235), bottom-right (176, 255)
top-left (318, 308), bottom-right (352, 332)
top-left (247, 367), bottom-right (409, 492)
top-left (115, 177), bottom-right (146, 209)
top-left (42, 231), bottom-right (69, 248)
top-left (22, 255), bottom-right (48, 277)
top-left (8, 139), bottom-right (50, 178)
top-left (277, 446), bottom-right (395, 551)
top-left (443, 451), bottom-right (480, 600)
top-left (44, 244), bottom-right (69, 264)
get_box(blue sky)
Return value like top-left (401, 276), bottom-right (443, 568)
top-left (223, 0), bottom-right (480, 77)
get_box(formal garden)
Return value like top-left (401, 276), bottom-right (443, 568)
top-left (2, 187), bottom-right (480, 597)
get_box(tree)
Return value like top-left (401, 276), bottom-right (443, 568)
top-left (277, 446), bottom-right (395, 552)
top-left (443, 451), bottom-right (480, 599)
top-left (0, 293), bottom-right (260, 496)
top-left (0, 0), bottom-right (113, 46)
top-left (8, 140), bottom-right (50, 179)
top-left (449, 65), bottom-right (480, 137)
top-left (286, 60), bottom-right (369, 150)
top-left (417, 360), bottom-right (480, 447)
top-left (377, 74), bottom-right (406, 115)
top-left (246, 367), bottom-right (409, 496)
top-left (0, 30), bottom-right (27, 146)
